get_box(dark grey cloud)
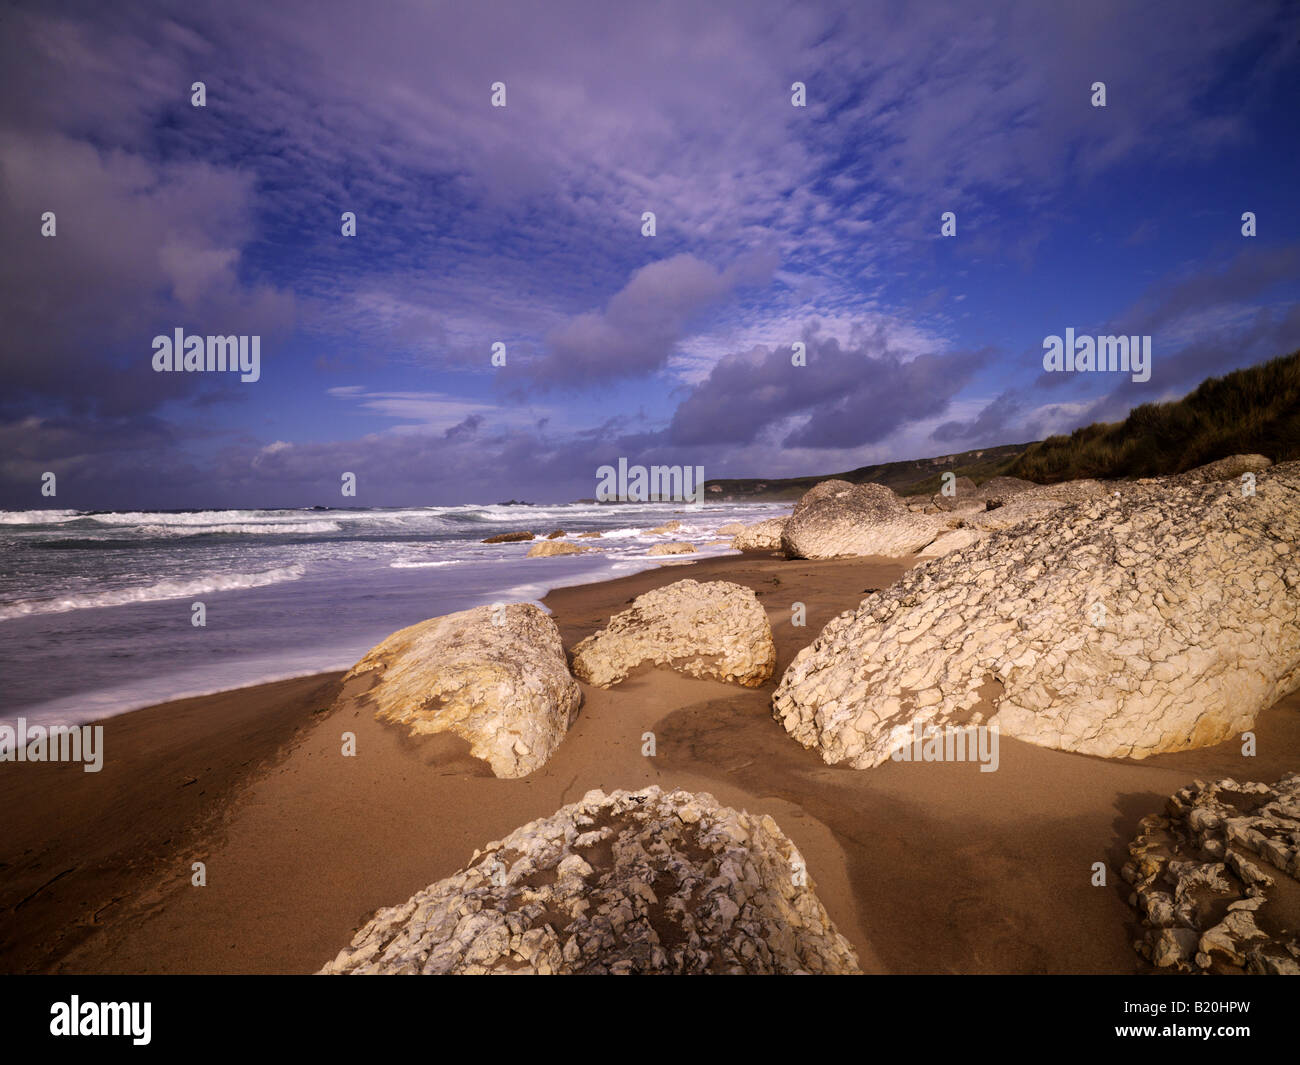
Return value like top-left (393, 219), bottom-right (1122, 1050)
top-left (668, 327), bottom-right (990, 449)
top-left (943, 295), bottom-right (1300, 450)
top-left (1079, 300), bottom-right (1300, 427)
top-left (1031, 241), bottom-right (1300, 394)
top-left (933, 389), bottom-right (1024, 444)
top-left (442, 413), bottom-right (484, 440)
top-left (1119, 244), bottom-right (1300, 339)
top-left (0, 129), bottom-right (295, 419)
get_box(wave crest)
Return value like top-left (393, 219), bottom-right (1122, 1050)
top-left (0, 565), bottom-right (307, 622)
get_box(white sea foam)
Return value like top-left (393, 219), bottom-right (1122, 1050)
top-left (136, 521), bottom-right (342, 536)
top-left (596, 527), bottom-right (651, 539)
top-left (0, 564), bottom-right (306, 621)
top-left (87, 510), bottom-right (310, 526)
top-left (0, 509), bottom-right (82, 525)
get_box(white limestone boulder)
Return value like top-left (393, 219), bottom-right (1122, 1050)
top-left (780, 480), bottom-right (943, 559)
top-left (647, 541), bottom-right (696, 556)
top-left (731, 517), bottom-right (788, 551)
top-left (967, 478), bottom-right (1110, 532)
top-left (571, 578), bottom-right (775, 688)
top-left (342, 603), bottom-right (581, 778)
top-left (319, 786), bottom-right (862, 975)
top-left (773, 462), bottom-right (1300, 767)
top-left (527, 540), bottom-right (596, 557)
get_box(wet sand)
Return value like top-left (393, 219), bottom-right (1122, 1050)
top-left (1, 552), bottom-right (1296, 973)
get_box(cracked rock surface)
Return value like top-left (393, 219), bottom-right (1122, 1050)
top-left (772, 462), bottom-right (1300, 766)
top-left (342, 603), bottom-right (581, 778)
top-left (967, 478), bottom-right (1111, 532)
top-left (732, 517), bottom-right (788, 551)
top-left (318, 786), bottom-right (861, 974)
top-left (1122, 775), bottom-right (1300, 974)
top-left (915, 526), bottom-right (984, 558)
top-left (781, 480), bottom-right (943, 559)
top-left (1173, 453), bottom-right (1272, 485)
top-left (975, 475), bottom-right (1037, 502)
top-left (571, 579), bottom-right (774, 688)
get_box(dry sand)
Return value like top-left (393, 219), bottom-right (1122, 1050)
top-left (2, 552), bottom-right (1297, 974)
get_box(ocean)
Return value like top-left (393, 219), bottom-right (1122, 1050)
top-left (0, 501), bottom-right (790, 730)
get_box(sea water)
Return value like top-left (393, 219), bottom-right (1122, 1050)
top-left (0, 502), bottom-right (789, 730)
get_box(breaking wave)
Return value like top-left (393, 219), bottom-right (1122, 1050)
top-left (0, 565), bottom-right (307, 622)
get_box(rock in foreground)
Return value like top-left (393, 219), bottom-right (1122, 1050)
top-left (773, 462), bottom-right (1300, 767)
top-left (572, 579), bottom-right (775, 688)
top-left (1122, 775), bottom-right (1300, 974)
top-left (343, 604), bottom-right (581, 778)
top-left (319, 786), bottom-right (862, 974)
top-left (781, 481), bottom-right (942, 559)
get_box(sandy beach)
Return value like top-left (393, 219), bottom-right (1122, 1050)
top-left (3, 550), bottom-right (1296, 975)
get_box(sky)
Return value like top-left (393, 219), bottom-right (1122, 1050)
top-left (1, 0), bottom-right (1298, 509)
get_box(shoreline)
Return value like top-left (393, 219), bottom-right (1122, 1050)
top-left (3, 510), bottom-right (790, 730)
top-left (1, 551), bottom-right (1297, 974)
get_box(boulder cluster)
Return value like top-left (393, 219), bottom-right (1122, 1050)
top-left (772, 461), bottom-right (1300, 766)
top-left (344, 580), bottom-right (773, 777)
top-left (319, 786), bottom-right (861, 975)
top-left (730, 474), bottom-right (1121, 559)
top-left (330, 452), bottom-right (1296, 975)
top-left (729, 457), bottom-right (1274, 562)
top-left (1122, 775), bottom-right (1300, 974)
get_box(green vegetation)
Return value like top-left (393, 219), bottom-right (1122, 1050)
top-left (704, 351), bottom-right (1300, 500)
top-left (1009, 350), bottom-right (1300, 483)
top-left (704, 442), bottom-right (1032, 500)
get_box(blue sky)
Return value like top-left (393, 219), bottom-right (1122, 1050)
top-left (2, 0), bottom-right (1298, 508)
